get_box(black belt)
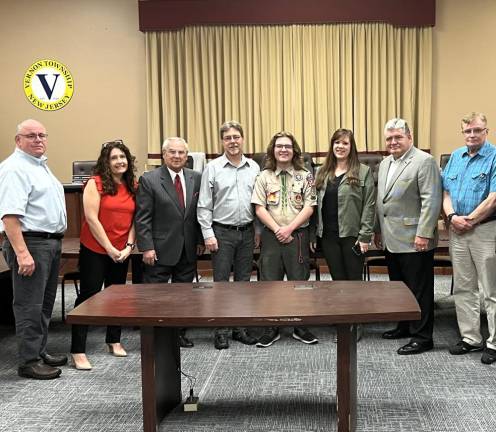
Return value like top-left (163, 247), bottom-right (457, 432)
top-left (212, 222), bottom-right (253, 232)
top-left (23, 231), bottom-right (64, 240)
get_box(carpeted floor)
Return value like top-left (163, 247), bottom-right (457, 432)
top-left (0, 275), bottom-right (495, 432)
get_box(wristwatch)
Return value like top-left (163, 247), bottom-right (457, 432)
top-left (126, 242), bottom-right (136, 250)
top-left (447, 212), bottom-right (458, 222)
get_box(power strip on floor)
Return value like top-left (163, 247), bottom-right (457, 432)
top-left (183, 396), bottom-right (199, 412)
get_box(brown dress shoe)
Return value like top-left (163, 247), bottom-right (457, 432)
top-left (18, 361), bottom-right (61, 380)
top-left (41, 353), bottom-right (68, 367)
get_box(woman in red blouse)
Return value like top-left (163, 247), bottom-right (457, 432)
top-left (71, 140), bottom-right (137, 370)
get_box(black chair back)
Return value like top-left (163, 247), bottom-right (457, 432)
top-left (440, 154), bottom-right (451, 170)
top-left (358, 153), bottom-right (383, 187)
top-left (72, 161), bottom-right (97, 184)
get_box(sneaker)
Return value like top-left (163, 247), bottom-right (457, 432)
top-left (256, 328), bottom-right (280, 348)
top-left (449, 340), bottom-right (483, 355)
top-left (481, 347), bottom-right (496, 365)
top-left (232, 328), bottom-right (257, 345)
top-left (292, 327), bottom-right (318, 344)
top-left (214, 334), bottom-right (229, 350)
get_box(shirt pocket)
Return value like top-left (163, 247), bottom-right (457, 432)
top-left (443, 173), bottom-right (458, 193)
top-left (266, 184), bottom-right (280, 206)
top-left (291, 184), bottom-right (304, 209)
top-left (403, 217), bottom-right (419, 226)
top-left (471, 171), bottom-right (489, 192)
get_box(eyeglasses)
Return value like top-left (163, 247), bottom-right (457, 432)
top-left (385, 135), bottom-right (406, 143)
top-left (222, 135), bottom-right (242, 142)
top-left (102, 139), bottom-right (124, 148)
top-left (274, 144), bottom-right (293, 150)
top-left (462, 128), bottom-right (487, 135)
top-left (18, 133), bottom-right (48, 140)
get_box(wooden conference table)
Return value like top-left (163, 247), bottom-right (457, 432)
top-left (67, 280), bottom-right (420, 432)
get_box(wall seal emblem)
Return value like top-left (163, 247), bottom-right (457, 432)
top-left (23, 59), bottom-right (74, 111)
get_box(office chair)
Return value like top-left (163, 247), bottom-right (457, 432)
top-left (60, 271), bottom-right (80, 321)
top-left (72, 160), bottom-right (97, 184)
top-left (440, 154), bottom-right (451, 171)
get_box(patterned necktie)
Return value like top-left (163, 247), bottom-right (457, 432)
top-left (174, 174), bottom-right (185, 209)
top-left (280, 170), bottom-right (287, 215)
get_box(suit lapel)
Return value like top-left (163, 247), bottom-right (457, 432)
top-left (160, 166), bottom-right (184, 212)
top-left (384, 148), bottom-right (415, 199)
top-left (184, 169), bottom-right (194, 216)
top-left (379, 156), bottom-right (391, 198)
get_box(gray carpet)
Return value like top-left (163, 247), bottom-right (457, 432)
top-left (1, 275), bottom-right (495, 432)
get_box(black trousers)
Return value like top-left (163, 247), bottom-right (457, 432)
top-left (71, 244), bottom-right (129, 353)
top-left (385, 249), bottom-right (434, 343)
top-left (320, 234), bottom-right (364, 281)
top-left (143, 247), bottom-right (196, 284)
top-left (143, 247), bottom-right (196, 338)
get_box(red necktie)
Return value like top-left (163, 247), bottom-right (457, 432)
top-left (174, 174), bottom-right (185, 209)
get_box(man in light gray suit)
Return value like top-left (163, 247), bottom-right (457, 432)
top-left (375, 118), bottom-right (442, 355)
top-left (135, 137), bottom-right (204, 348)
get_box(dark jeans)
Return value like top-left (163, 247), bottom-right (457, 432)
top-left (320, 234), bottom-right (364, 281)
top-left (71, 244), bottom-right (129, 353)
top-left (385, 249), bottom-right (435, 343)
top-left (3, 237), bottom-right (61, 366)
top-left (212, 224), bottom-right (254, 337)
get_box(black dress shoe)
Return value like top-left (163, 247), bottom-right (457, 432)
top-left (397, 341), bottom-right (433, 355)
top-left (382, 328), bottom-right (411, 339)
top-left (214, 334), bottom-right (229, 350)
top-left (178, 334), bottom-right (194, 348)
top-left (18, 361), bottom-right (61, 380)
top-left (232, 329), bottom-right (257, 345)
top-left (40, 353), bottom-right (68, 367)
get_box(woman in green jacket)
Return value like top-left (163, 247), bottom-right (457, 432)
top-left (312, 128), bottom-right (375, 282)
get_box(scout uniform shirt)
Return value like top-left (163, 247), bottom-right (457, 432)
top-left (251, 166), bottom-right (317, 225)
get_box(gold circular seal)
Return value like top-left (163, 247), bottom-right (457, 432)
top-left (23, 59), bottom-right (74, 111)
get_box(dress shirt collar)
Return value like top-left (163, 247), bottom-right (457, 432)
top-left (166, 166), bottom-right (184, 182)
top-left (461, 140), bottom-right (492, 159)
top-left (275, 166), bottom-right (295, 177)
top-left (391, 144), bottom-right (414, 163)
top-left (220, 153), bottom-right (250, 168)
top-left (15, 147), bottom-right (47, 165)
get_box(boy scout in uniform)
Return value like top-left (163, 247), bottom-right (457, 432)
top-left (251, 131), bottom-right (318, 347)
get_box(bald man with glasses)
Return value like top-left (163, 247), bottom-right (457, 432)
top-left (0, 119), bottom-right (67, 379)
top-left (442, 112), bottom-right (496, 365)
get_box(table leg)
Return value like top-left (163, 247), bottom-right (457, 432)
top-left (336, 323), bottom-right (357, 432)
top-left (140, 327), bottom-right (182, 432)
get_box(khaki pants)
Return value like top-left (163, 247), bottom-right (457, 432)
top-left (450, 220), bottom-right (496, 350)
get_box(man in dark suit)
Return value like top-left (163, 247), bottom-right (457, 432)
top-left (135, 137), bottom-right (204, 348)
top-left (375, 118), bottom-right (442, 355)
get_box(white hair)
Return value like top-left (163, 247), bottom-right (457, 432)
top-left (16, 119), bottom-right (44, 135)
top-left (162, 137), bottom-right (189, 152)
top-left (384, 118), bottom-right (411, 135)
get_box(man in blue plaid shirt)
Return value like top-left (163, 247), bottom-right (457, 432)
top-left (442, 112), bottom-right (496, 365)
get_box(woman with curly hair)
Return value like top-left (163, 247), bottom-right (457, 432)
top-left (70, 140), bottom-right (137, 370)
